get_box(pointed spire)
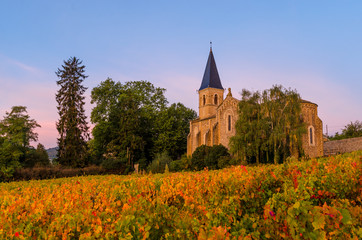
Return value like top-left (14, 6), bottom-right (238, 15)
top-left (199, 46), bottom-right (223, 91)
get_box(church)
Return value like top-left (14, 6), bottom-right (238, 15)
top-left (187, 48), bottom-right (324, 158)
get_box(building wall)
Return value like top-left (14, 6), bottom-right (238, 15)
top-left (187, 87), bottom-right (224, 155)
top-left (301, 102), bottom-right (324, 158)
top-left (188, 90), bottom-right (324, 159)
top-left (188, 117), bottom-right (218, 155)
top-left (216, 96), bottom-right (239, 149)
top-left (198, 88), bottom-right (224, 119)
top-left (324, 137), bottom-right (362, 155)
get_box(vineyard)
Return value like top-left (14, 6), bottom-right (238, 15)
top-left (0, 152), bottom-right (361, 239)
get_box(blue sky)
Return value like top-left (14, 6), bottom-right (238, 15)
top-left (1, 1), bottom-right (361, 148)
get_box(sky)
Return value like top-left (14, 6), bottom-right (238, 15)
top-left (1, 1), bottom-right (361, 148)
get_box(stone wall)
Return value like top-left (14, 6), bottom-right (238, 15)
top-left (217, 96), bottom-right (238, 149)
top-left (198, 88), bottom-right (224, 119)
top-left (323, 137), bottom-right (362, 155)
top-left (300, 101), bottom-right (324, 158)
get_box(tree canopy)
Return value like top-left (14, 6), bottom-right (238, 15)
top-left (230, 85), bottom-right (306, 164)
top-left (329, 120), bottom-right (362, 140)
top-left (90, 78), bottom-right (196, 171)
top-left (0, 106), bottom-right (42, 180)
top-left (0, 106), bottom-right (40, 148)
top-left (153, 103), bottom-right (197, 160)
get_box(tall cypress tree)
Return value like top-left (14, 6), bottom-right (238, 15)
top-left (56, 57), bottom-right (89, 167)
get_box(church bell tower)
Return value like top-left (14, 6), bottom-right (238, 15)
top-left (198, 46), bottom-right (224, 119)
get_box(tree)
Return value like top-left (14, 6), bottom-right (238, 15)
top-left (0, 106), bottom-right (40, 149)
top-left (23, 144), bottom-right (50, 168)
top-left (0, 106), bottom-right (40, 179)
top-left (34, 143), bottom-right (50, 166)
top-left (0, 138), bottom-right (21, 181)
top-left (341, 121), bottom-right (362, 138)
top-left (230, 85), bottom-right (306, 164)
top-left (55, 57), bottom-right (89, 167)
top-left (330, 121), bottom-right (362, 140)
top-left (153, 103), bottom-right (197, 160)
top-left (90, 79), bottom-right (196, 171)
top-left (90, 79), bottom-right (168, 170)
top-left (230, 90), bottom-right (269, 165)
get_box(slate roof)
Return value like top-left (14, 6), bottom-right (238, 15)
top-left (199, 49), bottom-right (223, 91)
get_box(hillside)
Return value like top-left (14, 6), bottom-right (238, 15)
top-left (46, 147), bottom-right (58, 160)
top-left (0, 151), bottom-right (361, 239)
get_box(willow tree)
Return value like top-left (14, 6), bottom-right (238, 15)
top-left (230, 85), bottom-right (306, 164)
top-left (55, 57), bottom-right (89, 167)
top-left (230, 90), bottom-right (268, 164)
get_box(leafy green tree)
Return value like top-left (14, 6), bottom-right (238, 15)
top-left (153, 103), bottom-right (197, 160)
top-left (0, 106), bottom-right (40, 179)
top-left (329, 121), bottom-right (362, 140)
top-left (230, 85), bottom-right (305, 164)
top-left (23, 144), bottom-right (50, 168)
top-left (55, 57), bottom-right (89, 167)
top-left (0, 138), bottom-right (22, 180)
top-left (0, 106), bottom-right (40, 149)
top-left (91, 79), bottom-right (168, 169)
top-left (91, 79), bottom-right (196, 170)
top-left (34, 143), bottom-right (50, 166)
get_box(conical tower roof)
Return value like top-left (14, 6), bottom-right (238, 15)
top-left (199, 49), bottom-right (223, 91)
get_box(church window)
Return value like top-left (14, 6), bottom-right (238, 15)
top-left (203, 95), bottom-right (206, 106)
top-left (205, 131), bottom-right (209, 145)
top-left (228, 115), bottom-right (231, 131)
top-left (214, 94), bottom-right (218, 105)
top-left (308, 126), bottom-right (315, 146)
top-left (196, 132), bottom-right (201, 147)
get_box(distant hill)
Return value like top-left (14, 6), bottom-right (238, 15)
top-left (46, 147), bottom-right (58, 160)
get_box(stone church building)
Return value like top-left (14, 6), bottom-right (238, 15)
top-left (187, 49), bottom-right (323, 158)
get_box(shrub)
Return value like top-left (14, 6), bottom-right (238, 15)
top-left (208, 144), bottom-right (230, 168)
top-left (191, 144), bottom-right (230, 170)
top-left (191, 145), bottom-right (210, 170)
top-left (12, 165), bottom-right (116, 181)
top-left (148, 152), bottom-right (172, 173)
top-left (101, 157), bottom-right (126, 171)
top-left (169, 160), bottom-right (183, 172)
top-left (180, 154), bottom-right (192, 170)
top-left (217, 155), bottom-right (232, 169)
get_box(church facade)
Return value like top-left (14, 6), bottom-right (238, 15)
top-left (187, 49), bottom-right (323, 158)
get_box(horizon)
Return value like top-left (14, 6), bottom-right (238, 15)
top-left (1, 1), bottom-right (362, 148)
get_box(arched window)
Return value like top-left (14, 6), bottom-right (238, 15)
top-left (214, 94), bottom-right (218, 105)
top-left (228, 115), bottom-right (231, 131)
top-left (308, 126), bottom-right (315, 146)
top-left (203, 95), bottom-right (206, 106)
top-left (205, 130), bottom-right (209, 146)
top-left (196, 132), bottom-right (201, 147)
